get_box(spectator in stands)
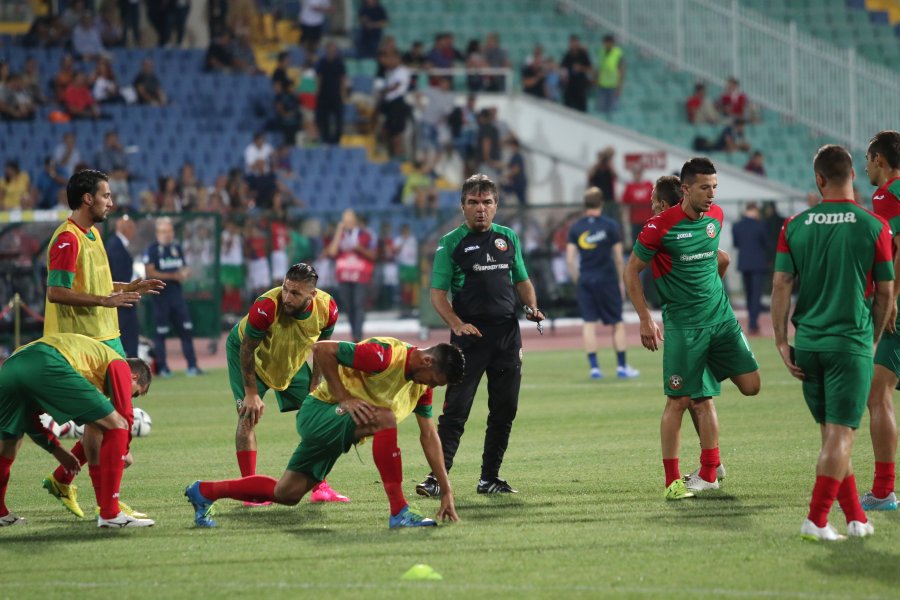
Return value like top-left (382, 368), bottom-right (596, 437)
top-left (0, 74), bottom-right (36, 121)
top-left (246, 159), bottom-right (277, 209)
top-left (94, 130), bottom-right (128, 174)
top-left (717, 77), bottom-right (747, 121)
top-left (358, 0), bottom-right (389, 60)
top-left (685, 82), bottom-right (719, 124)
top-left (403, 40), bottom-right (427, 69)
top-left (299, 0), bottom-right (333, 56)
top-left (744, 150), bottom-right (766, 177)
top-left (35, 157), bottom-right (67, 209)
top-left (595, 34), bottom-right (624, 117)
top-left (401, 159), bottom-right (436, 217)
top-left (146, 1), bottom-right (177, 47)
top-left (426, 32), bottom-right (464, 86)
top-left (587, 147), bottom-right (618, 223)
top-left (157, 176), bottom-right (184, 212)
top-left (417, 76), bottom-right (454, 161)
top-left (561, 35), bottom-right (591, 112)
top-left (476, 108), bottom-right (503, 180)
top-left (220, 219), bottom-right (246, 318)
top-left (134, 58), bottom-right (167, 105)
top-left (716, 119), bottom-right (751, 153)
top-left (270, 78), bottom-right (302, 145)
top-left (272, 51), bottom-right (294, 89)
top-left (0, 161), bottom-right (31, 211)
top-left (464, 39), bottom-right (490, 93)
top-left (245, 218), bottom-right (272, 297)
top-left (502, 136), bottom-right (528, 206)
top-left (21, 57), bottom-right (47, 105)
top-left (97, 2), bottom-right (124, 48)
top-left (522, 44), bottom-right (547, 99)
top-left (52, 132), bottom-right (82, 177)
top-left (231, 28), bottom-right (263, 74)
top-left (244, 132), bottom-right (274, 174)
top-left (173, 0), bottom-right (192, 46)
top-left (316, 41), bottom-right (348, 145)
top-left (62, 71), bottom-right (102, 119)
top-left (72, 11), bottom-right (108, 60)
top-left (381, 50), bottom-right (412, 158)
top-left (120, 0), bottom-right (141, 46)
top-left (620, 165), bottom-right (653, 246)
top-left (483, 32), bottom-right (510, 92)
top-left (53, 54), bottom-right (77, 102)
top-left (205, 29), bottom-right (237, 72)
top-left (108, 166), bottom-right (131, 209)
top-left (23, 15), bottom-right (67, 48)
top-left (328, 208), bottom-right (377, 342)
top-left (178, 163), bottom-right (204, 211)
top-left (60, 0), bottom-right (89, 32)
top-left (91, 57), bottom-right (124, 103)
top-left (732, 202), bottom-right (770, 335)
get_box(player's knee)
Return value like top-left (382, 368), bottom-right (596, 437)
top-left (736, 373), bottom-right (761, 396)
top-left (273, 484), bottom-right (302, 506)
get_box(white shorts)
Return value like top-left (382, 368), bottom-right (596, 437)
top-left (247, 257), bottom-right (271, 291)
top-left (271, 250), bottom-right (289, 281)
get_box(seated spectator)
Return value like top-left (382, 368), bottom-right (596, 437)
top-left (744, 150), bottom-right (766, 177)
top-left (0, 74), bottom-right (37, 121)
top-left (465, 39), bottom-right (489, 92)
top-left (717, 77), bottom-right (747, 121)
top-left (426, 32), bottom-right (463, 87)
top-left (483, 32), bottom-right (510, 92)
top-left (23, 15), bottom-right (67, 48)
top-left (22, 58), bottom-right (47, 105)
top-left (53, 132), bottom-right (82, 176)
top-left (205, 29), bottom-right (237, 72)
top-left (501, 137), bottom-right (527, 206)
top-left (72, 11), bottom-right (108, 60)
top-left (268, 79), bottom-right (302, 146)
top-left (403, 40), bottom-right (427, 69)
top-left (133, 58), bottom-right (167, 105)
top-left (401, 159), bottom-right (436, 216)
top-left (92, 57), bottom-right (124, 103)
top-left (271, 51), bottom-right (294, 89)
top-left (522, 44), bottom-right (547, 99)
top-left (231, 29), bottom-right (263, 75)
top-left (62, 72), bottom-right (102, 119)
top-left (53, 54), bottom-right (77, 102)
top-left (178, 163), bottom-right (205, 211)
top-left (94, 130), bottom-right (128, 174)
top-left (299, 0), bottom-right (333, 56)
top-left (108, 166), bottom-right (131, 209)
top-left (244, 132), bottom-right (274, 174)
top-left (358, 0), bottom-right (389, 59)
top-left (157, 176), bottom-right (183, 212)
top-left (98, 1), bottom-right (124, 47)
top-left (35, 157), bottom-right (68, 209)
top-left (0, 160), bottom-right (31, 211)
top-left (685, 82), bottom-right (719, 124)
top-left (716, 119), bottom-right (751, 153)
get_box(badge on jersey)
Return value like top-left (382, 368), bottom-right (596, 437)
top-left (706, 223), bottom-right (716, 238)
top-left (669, 374), bottom-right (683, 390)
top-left (494, 238), bottom-right (508, 251)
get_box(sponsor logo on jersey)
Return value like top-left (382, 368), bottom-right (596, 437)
top-left (874, 194), bottom-right (885, 200)
top-left (669, 374), bottom-right (683, 390)
top-left (577, 230), bottom-right (607, 250)
top-left (256, 308), bottom-right (269, 317)
top-left (647, 224), bottom-right (657, 229)
top-left (463, 245), bottom-right (480, 253)
top-left (485, 254), bottom-right (495, 263)
top-left (706, 223), bottom-right (716, 238)
top-left (802, 211), bottom-right (857, 225)
top-left (675, 232), bottom-right (693, 240)
top-left (679, 250), bottom-right (716, 262)
top-left (57, 242), bottom-right (71, 249)
top-left (494, 238), bottom-right (508, 251)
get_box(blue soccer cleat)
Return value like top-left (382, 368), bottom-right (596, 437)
top-left (860, 491), bottom-right (898, 511)
top-left (389, 506), bottom-right (437, 529)
top-left (185, 481), bottom-right (217, 527)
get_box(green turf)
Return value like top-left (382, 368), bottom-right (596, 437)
top-left (3, 340), bottom-right (900, 599)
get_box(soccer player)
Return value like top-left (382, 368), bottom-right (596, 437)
top-left (566, 186), bottom-right (639, 379)
top-left (772, 144), bottom-right (893, 541)
top-left (228, 262), bottom-right (347, 504)
top-left (42, 169), bottom-right (163, 520)
top-left (0, 333), bottom-right (154, 528)
top-left (185, 337), bottom-right (465, 528)
top-left (416, 174), bottom-right (544, 498)
top-left (862, 130), bottom-right (900, 511)
top-left (624, 158), bottom-right (760, 500)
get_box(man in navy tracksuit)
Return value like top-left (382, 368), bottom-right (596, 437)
top-left (143, 217), bottom-right (202, 376)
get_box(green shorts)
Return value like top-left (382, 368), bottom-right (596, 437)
top-left (0, 344), bottom-right (114, 439)
top-left (286, 396), bottom-right (357, 482)
top-left (662, 318), bottom-right (758, 397)
top-left (874, 329), bottom-right (900, 380)
top-left (221, 264), bottom-right (245, 289)
top-left (399, 264), bottom-right (419, 284)
top-left (795, 349), bottom-right (872, 429)
top-left (226, 329), bottom-right (312, 412)
top-left (102, 337), bottom-right (126, 358)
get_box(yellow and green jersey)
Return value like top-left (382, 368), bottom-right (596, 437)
top-left (19, 332), bottom-right (123, 393)
top-left (775, 199), bottom-right (894, 355)
top-left (43, 219), bottom-right (119, 341)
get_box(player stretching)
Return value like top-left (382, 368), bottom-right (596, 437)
top-left (186, 338), bottom-right (464, 528)
top-left (624, 158), bottom-right (760, 500)
top-left (862, 130), bottom-right (900, 511)
top-left (773, 144), bottom-right (892, 540)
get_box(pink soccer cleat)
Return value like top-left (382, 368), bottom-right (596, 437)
top-left (309, 480), bottom-right (350, 503)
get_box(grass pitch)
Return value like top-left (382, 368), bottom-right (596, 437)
top-left (3, 339), bottom-right (900, 599)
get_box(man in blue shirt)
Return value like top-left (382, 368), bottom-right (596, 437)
top-left (731, 202), bottom-right (770, 335)
top-left (566, 187), bottom-right (639, 379)
top-left (143, 217), bottom-right (202, 377)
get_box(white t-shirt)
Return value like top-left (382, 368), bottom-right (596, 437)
top-left (394, 235), bottom-right (418, 267)
top-left (220, 231), bottom-right (244, 266)
top-left (244, 142), bottom-right (273, 173)
top-left (300, 0), bottom-right (330, 26)
top-left (384, 65), bottom-right (411, 102)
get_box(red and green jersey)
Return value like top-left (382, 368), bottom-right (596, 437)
top-left (633, 203), bottom-right (733, 328)
top-left (872, 176), bottom-right (900, 326)
top-left (775, 199), bottom-right (894, 355)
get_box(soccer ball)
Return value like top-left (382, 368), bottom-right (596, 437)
top-left (132, 407), bottom-right (152, 437)
top-left (71, 423), bottom-right (84, 438)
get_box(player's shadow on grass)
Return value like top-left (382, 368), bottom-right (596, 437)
top-left (648, 495), bottom-right (769, 531)
top-left (809, 545), bottom-right (900, 586)
top-left (0, 524), bottom-right (145, 550)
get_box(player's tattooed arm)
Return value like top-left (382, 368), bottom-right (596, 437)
top-left (238, 336), bottom-right (265, 425)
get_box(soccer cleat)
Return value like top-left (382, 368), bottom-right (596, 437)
top-left (590, 368), bottom-right (603, 379)
top-left (616, 365), bottom-right (640, 379)
top-left (309, 481), bottom-right (350, 503)
top-left (186, 367), bottom-right (205, 377)
top-left (415, 474), bottom-right (441, 498)
top-left (683, 473), bottom-right (720, 492)
top-left (97, 511), bottom-right (155, 528)
top-left (0, 512), bottom-right (26, 527)
top-left (800, 519), bottom-right (846, 542)
top-left (846, 520), bottom-right (874, 538)
top-left (859, 491), bottom-right (898, 511)
top-left (184, 481), bottom-right (217, 527)
top-left (389, 506), bottom-right (437, 529)
top-left (94, 501), bottom-right (150, 519)
top-left (42, 473), bottom-right (85, 518)
top-left (157, 368), bottom-right (173, 378)
top-left (476, 477), bottom-right (518, 494)
top-left (687, 464), bottom-right (727, 482)
top-left (664, 478), bottom-right (694, 500)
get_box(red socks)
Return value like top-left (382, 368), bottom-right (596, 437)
top-left (872, 462), bottom-right (895, 499)
top-left (699, 448), bottom-right (720, 483)
top-left (373, 428), bottom-right (407, 516)
top-left (199, 475), bottom-right (277, 503)
top-left (663, 458), bottom-right (680, 487)
top-left (53, 441), bottom-right (87, 485)
top-left (836, 474), bottom-right (867, 524)
top-left (807, 475), bottom-right (841, 528)
top-left (237, 450), bottom-right (257, 477)
top-left (98, 429), bottom-right (129, 520)
top-left (0, 455), bottom-right (13, 516)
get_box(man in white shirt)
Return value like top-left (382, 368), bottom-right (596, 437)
top-left (244, 132), bottom-right (274, 174)
top-left (299, 0), bottom-right (332, 55)
top-left (381, 51), bottom-right (411, 158)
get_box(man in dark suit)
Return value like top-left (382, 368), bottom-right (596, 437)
top-left (732, 202), bottom-right (770, 335)
top-left (105, 215), bottom-right (140, 357)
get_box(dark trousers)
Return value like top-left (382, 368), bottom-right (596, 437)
top-left (338, 281), bottom-right (367, 342)
top-left (316, 100), bottom-right (344, 145)
top-left (153, 292), bottom-right (198, 371)
top-left (117, 305), bottom-right (140, 358)
top-left (437, 319), bottom-right (522, 480)
top-left (742, 270), bottom-right (767, 331)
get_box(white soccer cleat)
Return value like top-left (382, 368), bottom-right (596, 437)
top-left (846, 520), bottom-right (874, 538)
top-left (97, 511), bottom-right (155, 528)
top-left (683, 472), bottom-right (720, 492)
top-left (687, 464), bottom-right (727, 482)
top-left (800, 519), bottom-right (846, 542)
top-left (0, 512), bottom-right (26, 527)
